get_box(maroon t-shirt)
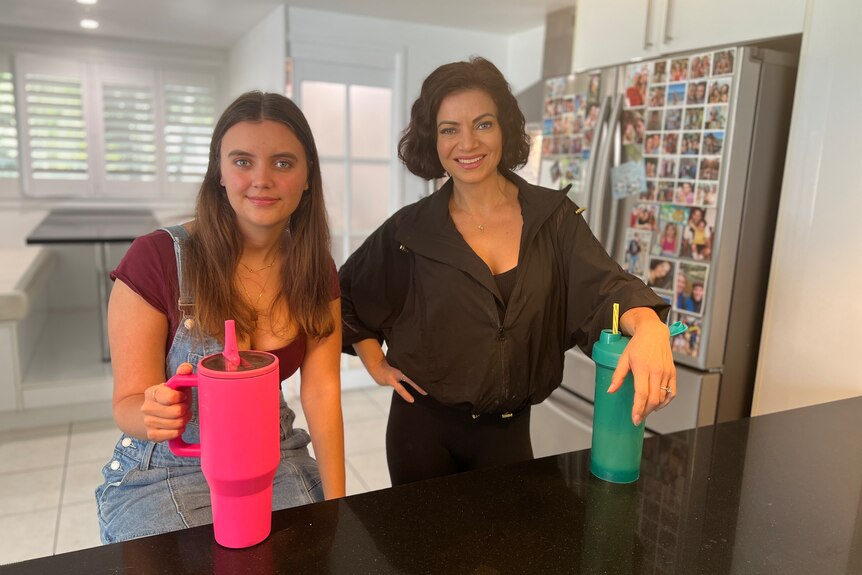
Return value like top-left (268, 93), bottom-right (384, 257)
top-left (111, 230), bottom-right (340, 380)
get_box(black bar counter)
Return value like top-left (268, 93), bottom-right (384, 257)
top-left (3, 396), bottom-right (861, 574)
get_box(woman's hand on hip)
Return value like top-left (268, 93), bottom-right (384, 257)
top-left (367, 358), bottom-right (427, 403)
top-left (140, 362), bottom-right (193, 442)
top-left (610, 308), bottom-right (676, 426)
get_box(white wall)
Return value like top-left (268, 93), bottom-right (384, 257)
top-left (752, 0), bottom-right (862, 415)
top-left (286, 7), bottom-right (544, 204)
top-left (227, 4), bottom-right (286, 99)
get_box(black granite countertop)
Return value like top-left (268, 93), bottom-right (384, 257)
top-left (25, 208), bottom-right (159, 244)
top-left (3, 396), bottom-right (861, 574)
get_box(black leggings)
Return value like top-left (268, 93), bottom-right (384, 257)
top-left (385, 391), bottom-right (534, 486)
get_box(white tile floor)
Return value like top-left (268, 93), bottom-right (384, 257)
top-left (0, 385), bottom-right (393, 566)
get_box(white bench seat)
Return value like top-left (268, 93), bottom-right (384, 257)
top-left (0, 247), bottom-right (54, 321)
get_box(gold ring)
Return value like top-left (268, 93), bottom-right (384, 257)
top-left (661, 386), bottom-right (672, 393)
top-left (151, 387), bottom-right (158, 404)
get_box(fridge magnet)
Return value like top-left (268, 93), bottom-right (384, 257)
top-left (684, 107), bottom-right (705, 130)
top-left (674, 181), bottom-right (697, 205)
top-left (712, 49), bottom-right (735, 76)
top-left (623, 228), bottom-right (651, 278)
top-left (630, 203), bottom-right (659, 231)
top-left (689, 54), bottom-right (711, 79)
top-left (662, 132), bottom-right (679, 154)
top-left (698, 157), bottom-right (720, 181)
top-left (572, 114), bottom-right (584, 133)
top-left (664, 109), bottom-right (682, 131)
top-left (539, 159), bottom-right (560, 188)
top-left (649, 87), bottom-right (666, 108)
top-left (671, 312), bottom-right (703, 357)
top-left (699, 183), bottom-right (718, 206)
top-left (652, 60), bottom-right (668, 84)
top-left (559, 137), bottom-right (572, 155)
top-left (573, 94), bottom-right (584, 115)
top-left (681, 132), bottom-right (701, 155)
top-left (670, 58), bottom-right (689, 81)
top-left (659, 203), bottom-right (691, 226)
top-left (657, 181), bottom-right (675, 203)
top-left (640, 180), bottom-right (658, 202)
top-left (583, 102), bottom-right (600, 130)
top-left (647, 257), bottom-right (676, 290)
top-left (541, 138), bottom-right (552, 156)
top-left (624, 63), bottom-right (649, 108)
top-left (564, 97), bottom-right (574, 114)
top-left (708, 78), bottom-right (732, 104)
top-left (561, 114), bottom-right (575, 135)
top-left (545, 77), bottom-right (565, 99)
top-left (666, 83), bottom-right (686, 106)
top-left (644, 157), bottom-right (658, 179)
top-left (644, 133), bottom-right (661, 155)
top-left (647, 109), bottom-right (663, 131)
top-left (674, 262), bottom-right (709, 317)
top-left (705, 105), bottom-right (728, 129)
top-left (543, 118), bottom-right (554, 136)
top-left (622, 143), bottom-right (643, 164)
top-left (549, 136), bottom-right (560, 155)
top-left (679, 207), bottom-right (716, 260)
top-left (660, 157), bottom-right (678, 179)
top-left (678, 157), bottom-right (698, 180)
top-left (571, 136), bottom-right (583, 155)
top-left (583, 129), bottom-right (594, 150)
top-left (702, 131), bottom-right (724, 155)
top-left (653, 216), bottom-right (683, 257)
top-left (611, 161), bottom-right (647, 200)
top-left (687, 81), bottom-right (707, 105)
top-left (621, 110), bottom-right (645, 145)
top-left (544, 99), bottom-right (556, 118)
top-left (553, 117), bottom-right (563, 136)
top-left (587, 74), bottom-right (601, 103)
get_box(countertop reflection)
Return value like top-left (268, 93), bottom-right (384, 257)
top-left (3, 396), bottom-right (861, 574)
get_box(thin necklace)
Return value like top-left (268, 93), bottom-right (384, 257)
top-left (456, 177), bottom-right (508, 232)
top-left (239, 256), bottom-right (277, 274)
top-left (238, 267), bottom-right (274, 309)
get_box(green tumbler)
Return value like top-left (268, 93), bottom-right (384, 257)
top-left (590, 329), bottom-right (643, 483)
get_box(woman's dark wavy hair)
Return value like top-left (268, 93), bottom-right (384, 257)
top-left (398, 56), bottom-right (531, 180)
top-left (184, 91), bottom-right (334, 343)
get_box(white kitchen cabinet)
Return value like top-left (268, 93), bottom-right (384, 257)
top-left (574, 0), bottom-right (806, 71)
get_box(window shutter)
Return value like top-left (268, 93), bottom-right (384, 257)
top-left (163, 77), bottom-right (215, 185)
top-left (0, 70), bottom-right (18, 180)
top-left (101, 83), bottom-right (157, 182)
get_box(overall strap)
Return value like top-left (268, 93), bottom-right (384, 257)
top-left (159, 225), bottom-right (194, 321)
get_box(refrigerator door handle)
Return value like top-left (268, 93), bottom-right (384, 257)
top-left (664, 0), bottom-right (674, 42)
top-left (582, 94), bottom-right (611, 212)
top-left (589, 93), bottom-right (623, 245)
top-left (644, 0), bottom-right (655, 49)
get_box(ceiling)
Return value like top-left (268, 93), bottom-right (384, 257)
top-left (0, 0), bottom-right (571, 48)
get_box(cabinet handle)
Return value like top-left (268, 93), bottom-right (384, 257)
top-left (665, 0), bottom-right (674, 42)
top-left (644, 0), bottom-right (654, 49)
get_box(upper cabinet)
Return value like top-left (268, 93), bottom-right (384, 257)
top-left (574, 0), bottom-right (806, 72)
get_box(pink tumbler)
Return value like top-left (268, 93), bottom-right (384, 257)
top-left (166, 320), bottom-right (280, 548)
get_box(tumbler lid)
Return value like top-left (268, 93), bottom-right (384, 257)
top-left (591, 329), bottom-right (631, 369)
top-left (200, 350), bottom-right (275, 373)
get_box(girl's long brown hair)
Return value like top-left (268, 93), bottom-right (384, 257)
top-left (183, 91), bottom-right (334, 343)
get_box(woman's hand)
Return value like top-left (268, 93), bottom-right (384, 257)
top-left (608, 308), bottom-right (676, 426)
top-left (140, 362), bottom-right (193, 442)
top-left (353, 339), bottom-right (428, 403)
top-left (366, 357), bottom-right (428, 403)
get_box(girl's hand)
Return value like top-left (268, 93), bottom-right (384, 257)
top-left (140, 362), bottom-right (193, 442)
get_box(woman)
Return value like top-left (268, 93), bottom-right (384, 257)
top-left (339, 57), bottom-right (675, 486)
top-left (96, 92), bottom-right (345, 543)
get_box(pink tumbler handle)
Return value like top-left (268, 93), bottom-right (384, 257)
top-left (165, 373), bottom-right (200, 457)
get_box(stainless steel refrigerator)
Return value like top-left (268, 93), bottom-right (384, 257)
top-left (531, 44), bottom-right (799, 455)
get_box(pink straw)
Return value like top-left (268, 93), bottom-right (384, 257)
top-left (223, 320), bottom-right (241, 370)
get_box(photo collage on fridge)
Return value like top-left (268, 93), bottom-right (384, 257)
top-left (623, 48), bottom-right (735, 358)
top-left (539, 72), bottom-right (603, 201)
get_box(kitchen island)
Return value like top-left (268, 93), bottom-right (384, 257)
top-left (2, 396), bottom-right (860, 574)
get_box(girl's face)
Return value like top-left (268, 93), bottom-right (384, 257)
top-left (219, 120), bottom-right (309, 234)
top-left (436, 89), bottom-right (503, 188)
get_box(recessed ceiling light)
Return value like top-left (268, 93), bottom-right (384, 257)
top-left (77, 0), bottom-right (98, 5)
top-left (80, 19), bottom-right (99, 29)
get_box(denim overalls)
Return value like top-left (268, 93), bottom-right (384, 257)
top-left (95, 225), bottom-right (323, 544)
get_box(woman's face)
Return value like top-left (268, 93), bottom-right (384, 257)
top-left (219, 120), bottom-right (308, 234)
top-left (436, 89), bottom-right (503, 188)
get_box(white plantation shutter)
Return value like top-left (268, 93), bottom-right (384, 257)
top-left (15, 54), bottom-right (90, 197)
top-left (102, 84), bottom-right (157, 181)
top-left (163, 73), bottom-right (216, 191)
top-left (0, 64), bottom-right (19, 196)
